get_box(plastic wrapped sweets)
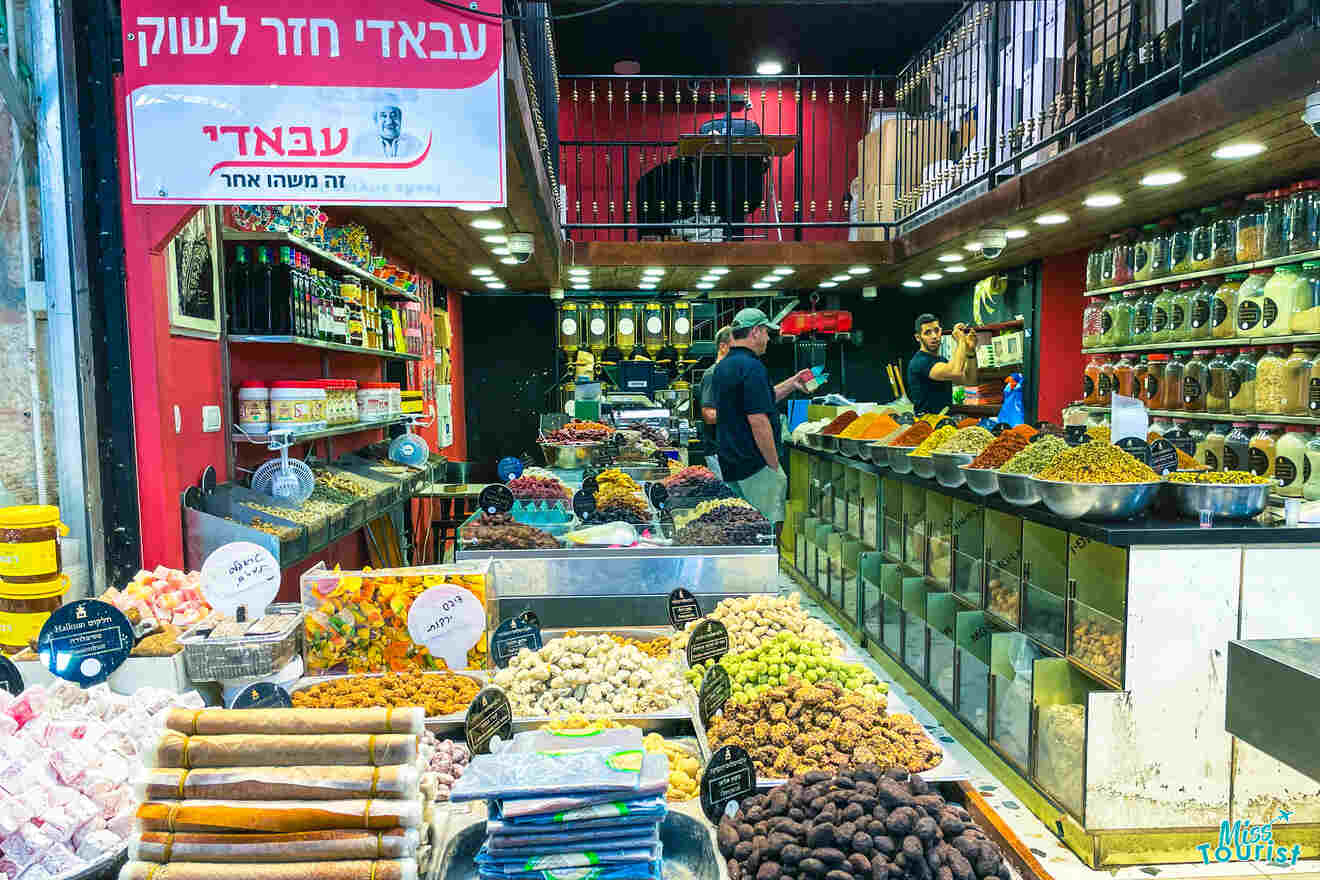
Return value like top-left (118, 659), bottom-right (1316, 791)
top-left (148, 732), bottom-right (417, 768)
top-left (495, 752), bottom-right (668, 818)
top-left (119, 859), bottom-right (417, 880)
top-left (163, 708), bottom-right (423, 737)
top-left (134, 798), bottom-right (423, 833)
top-left (130, 829), bottom-right (420, 863)
top-left (137, 766), bottom-right (420, 801)
top-left (477, 849), bottom-right (661, 879)
top-left (485, 796), bottom-right (666, 835)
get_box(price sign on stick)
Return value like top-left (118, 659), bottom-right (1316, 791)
top-left (699, 745), bottom-right (756, 823)
top-left (200, 542), bottom-right (280, 619)
top-left (1116, 437), bottom-right (1151, 466)
top-left (684, 619), bottom-right (729, 667)
top-left (0, 655), bottom-right (23, 695)
top-left (490, 615), bottom-right (543, 668)
top-left (698, 665), bottom-right (731, 728)
top-left (230, 682), bottom-right (292, 709)
top-left (465, 687), bottom-right (513, 755)
top-left (407, 585), bottom-right (487, 670)
top-left (1148, 438), bottom-right (1179, 476)
top-left (667, 588), bottom-right (702, 629)
top-left (37, 600), bottom-right (133, 687)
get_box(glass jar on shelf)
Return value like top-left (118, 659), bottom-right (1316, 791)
top-left (1150, 220), bottom-right (1173, 279)
top-left (1099, 237), bottom-right (1117, 288)
top-left (1101, 292), bottom-right (1131, 347)
top-left (1288, 180), bottom-right (1320, 256)
top-left (1082, 296), bottom-right (1106, 348)
top-left (1289, 261), bottom-right (1320, 333)
top-left (1213, 274), bottom-right (1245, 339)
top-left (1191, 207), bottom-right (1217, 271)
top-left (1275, 426), bottom-right (1311, 497)
top-left (1235, 269), bottom-right (1273, 337)
top-left (1114, 230), bottom-right (1136, 286)
top-left (1150, 285), bottom-right (1177, 343)
top-left (1263, 188), bottom-right (1288, 259)
top-left (1181, 349), bottom-right (1211, 412)
top-left (1132, 355), bottom-right (1151, 405)
top-left (1228, 348), bottom-right (1259, 414)
top-left (1162, 350), bottom-right (1187, 411)
top-left (1086, 244), bottom-right (1103, 290)
top-left (1187, 277), bottom-right (1218, 340)
top-left (1206, 348), bottom-right (1233, 413)
top-left (1127, 289), bottom-right (1152, 346)
top-left (1237, 193), bottom-right (1266, 263)
top-left (1201, 423), bottom-right (1228, 471)
top-left (1113, 351), bottom-right (1137, 399)
top-left (1261, 265), bottom-right (1305, 337)
top-left (1187, 420), bottom-right (1209, 462)
top-left (1223, 422), bottom-right (1254, 472)
top-left (1142, 353), bottom-right (1168, 407)
top-left (1254, 345), bottom-right (1289, 414)
top-left (1284, 344), bottom-right (1319, 415)
top-left (1212, 200), bottom-right (1239, 268)
top-left (1169, 280), bottom-right (1198, 341)
top-left (1084, 354), bottom-right (1109, 405)
top-left (1248, 423), bottom-right (1282, 478)
top-left (1305, 436), bottom-right (1320, 501)
top-left (1099, 356), bottom-right (1116, 405)
top-left (1148, 416), bottom-right (1174, 438)
top-left (1134, 224), bottom-right (1157, 281)
top-left (1168, 215), bottom-right (1192, 275)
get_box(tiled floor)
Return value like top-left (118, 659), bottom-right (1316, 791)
top-left (776, 571), bottom-right (1320, 880)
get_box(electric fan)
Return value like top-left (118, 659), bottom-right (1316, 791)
top-left (389, 415), bottom-right (432, 467)
top-left (250, 431), bottom-right (315, 503)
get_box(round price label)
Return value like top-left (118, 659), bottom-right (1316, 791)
top-left (0, 654), bottom-right (23, 695)
top-left (479, 484), bottom-right (515, 515)
top-left (699, 745), bottom-right (756, 824)
top-left (685, 619), bottom-right (729, 667)
top-left (465, 686), bottom-right (513, 755)
top-left (497, 457), bottom-right (525, 482)
top-left (37, 600), bottom-right (134, 687)
top-left (572, 490), bottom-right (596, 519)
top-left (229, 682), bottom-right (293, 709)
top-left (667, 588), bottom-right (702, 630)
top-left (200, 542), bottom-right (280, 619)
top-left (490, 615), bottom-right (544, 668)
top-left (407, 585), bottom-right (487, 670)
top-left (698, 665), bottom-right (731, 728)
top-left (1148, 438), bottom-right (1178, 475)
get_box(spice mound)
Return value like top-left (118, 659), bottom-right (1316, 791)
top-left (707, 678), bottom-right (942, 778)
top-left (822, 411), bottom-right (861, 436)
top-left (292, 671), bottom-right (481, 716)
top-left (1000, 435), bottom-right (1069, 475)
top-left (671, 593), bottom-right (845, 657)
top-left (466, 512), bottom-right (559, 549)
top-left (1175, 448), bottom-right (1209, 471)
top-left (934, 426), bottom-right (995, 455)
top-left (889, 421), bottom-right (933, 448)
top-left (1036, 442), bottom-right (1159, 483)
top-left (851, 413), bottom-right (901, 440)
top-left (911, 425), bottom-right (958, 458)
top-left (966, 426), bottom-right (1034, 470)
top-left (1166, 470), bottom-right (1273, 484)
top-left (718, 765), bottom-right (1010, 880)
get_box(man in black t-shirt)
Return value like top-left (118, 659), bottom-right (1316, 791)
top-left (907, 312), bottom-right (977, 415)
top-left (711, 308), bottom-right (808, 525)
top-left (698, 325), bottom-right (733, 477)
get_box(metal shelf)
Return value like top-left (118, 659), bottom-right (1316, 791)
top-left (952, 404), bottom-right (1001, 416)
top-left (1076, 405), bottom-right (1320, 426)
top-left (1085, 247), bottom-right (1320, 296)
top-left (1082, 331), bottom-right (1320, 354)
top-left (229, 334), bottom-right (421, 361)
top-left (232, 416), bottom-right (407, 445)
top-left (222, 228), bottom-right (421, 302)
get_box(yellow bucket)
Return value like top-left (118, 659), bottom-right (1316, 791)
top-left (0, 572), bottom-right (69, 652)
top-left (0, 505), bottom-right (69, 585)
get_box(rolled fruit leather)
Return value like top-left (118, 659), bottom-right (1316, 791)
top-left (137, 765), bottom-right (420, 801)
top-left (135, 797), bottom-right (424, 832)
top-left (163, 708), bottom-right (424, 736)
top-left (119, 860), bottom-right (417, 880)
top-left (148, 732), bottom-right (417, 768)
top-left (130, 828), bottom-right (420, 863)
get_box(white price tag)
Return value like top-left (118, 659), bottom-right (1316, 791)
top-left (200, 542), bottom-right (280, 618)
top-left (407, 585), bottom-right (486, 669)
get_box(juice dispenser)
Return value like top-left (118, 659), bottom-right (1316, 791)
top-left (558, 302), bottom-right (583, 355)
top-left (670, 301), bottom-right (693, 355)
top-left (587, 300), bottom-right (609, 354)
top-left (643, 302), bottom-right (665, 357)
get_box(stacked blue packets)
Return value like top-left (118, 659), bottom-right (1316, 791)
top-left (450, 728), bottom-right (669, 880)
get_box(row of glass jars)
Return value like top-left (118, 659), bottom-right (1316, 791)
top-left (1083, 344), bottom-right (1320, 416)
top-left (1085, 181), bottom-right (1320, 289)
top-left (1083, 262), bottom-right (1320, 349)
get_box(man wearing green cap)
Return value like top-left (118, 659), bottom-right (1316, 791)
top-left (710, 307), bottom-right (810, 526)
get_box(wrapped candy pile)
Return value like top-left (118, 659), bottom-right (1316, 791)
top-left (0, 681), bottom-right (204, 880)
top-left (100, 567), bottom-right (210, 626)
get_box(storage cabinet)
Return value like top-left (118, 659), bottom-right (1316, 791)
top-left (925, 490), bottom-right (953, 591)
top-left (984, 508), bottom-right (1023, 626)
top-left (1022, 521), bottom-right (1068, 653)
top-left (952, 498), bottom-right (984, 606)
top-left (883, 477), bottom-right (904, 559)
top-left (1068, 536), bottom-right (1127, 684)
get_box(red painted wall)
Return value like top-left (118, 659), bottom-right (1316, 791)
top-left (441, 289), bottom-right (467, 461)
top-left (559, 78), bottom-right (873, 242)
top-left (1036, 249), bottom-right (1089, 423)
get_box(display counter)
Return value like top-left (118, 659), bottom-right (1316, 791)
top-left (786, 440), bottom-right (1320, 868)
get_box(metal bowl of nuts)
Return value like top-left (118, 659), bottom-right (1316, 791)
top-left (1166, 481), bottom-right (1273, 519)
top-left (960, 465), bottom-right (1000, 497)
top-left (886, 446), bottom-right (916, 474)
top-left (932, 452), bottom-right (974, 488)
top-left (908, 453), bottom-right (936, 480)
top-left (1030, 478), bottom-right (1163, 521)
top-left (996, 471), bottom-right (1042, 507)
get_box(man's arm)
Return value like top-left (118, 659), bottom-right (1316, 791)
top-left (929, 328), bottom-right (971, 382)
top-left (747, 413), bottom-right (780, 471)
top-left (960, 332), bottom-right (978, 384)
top-left (702, 406), bottom-right (718, 425)
top-left (772, 375), bottom-right (801, 402)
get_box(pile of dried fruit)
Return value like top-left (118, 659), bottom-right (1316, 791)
top-left (508, 474), bottom-right (571, 499)
top-left (291, 671), bottom-right (481, 716)
top-left (464, 512), bottom-right (560, 549)
top-left (544, 420), bottom-right (613, 443)
top-left (671, 594), bottom-right (845, 656)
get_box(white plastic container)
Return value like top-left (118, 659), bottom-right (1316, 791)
top-left (237, 382), bottom-right (269, 435)
top-left (270, 381), bottom-right (327, 433)
top-left (358, 382), bottom-right (392, 422)
top-left (387, 383), bottom-right (402, 416)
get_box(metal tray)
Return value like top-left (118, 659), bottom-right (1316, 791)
top-left (179, 603), bottom-right (304, 682)
top-left (289, 669), bottom-right (489, 727)
top-left (819, 434), bottom-right (840, 452)
top-left (867, 442), bottom-right (890, 466)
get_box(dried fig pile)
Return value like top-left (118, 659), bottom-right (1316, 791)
top-left (718, 766), bottom-right (1013, 880)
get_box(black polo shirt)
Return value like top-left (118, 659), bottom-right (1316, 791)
top-left (712, 347), bottom-right (780, 482)
top-left (908, 350), bottom-right (953, 415)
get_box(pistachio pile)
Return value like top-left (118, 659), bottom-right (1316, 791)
top-left (671, 594), bottom-right (846, 657)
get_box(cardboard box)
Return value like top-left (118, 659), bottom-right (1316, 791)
top-left (856, 184), bottom-right (897, 241)
top-left (858, 118), bottom-right (950, 196)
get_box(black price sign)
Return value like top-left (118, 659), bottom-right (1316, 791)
top-left (990, 423), bottom-right (1010, 436)
top-left (479, 484), bottom-right (515, 515)
top-left (490, 615), bottom-right (544, 668)
top-left (37, 600), bottom-right (133, 687)
top-left (1029, 432), bottom-right (1053, 444)
top-left (896, 412), bottom-right (916, 425)
top-left (229, 682), bottom-right (292, 709)
top-left (667, 588), bottom-right (702, 630)
top-left (646, 482), bottom-right (669, 511)
top-left (0, 654), bottom-right (22, 695)
top-left (1162, 427), bottom-right (1195, 456)
top-left (1148, 438), bottom-right (1179, 475)
top-left (572, 489), bottom-right (596, 519)
top-left (518, 609), bottom-right (541, 629)
top-left (581, 470), bottom-right (601, 494)
top-left (465, 686), bottom-right (513, 755)
top-left (698, 665), bottom-right (732, 728)
top-left (1064, 425), bottom-right (1091, 447)
top-left (1034, 420), bottom-right (1055, 431)
top-left (684, 618), bottom-right (730, 667)
top-left (1116, 437), bottom-right (1151, 465)
top-left (700, 745), bottom-right (756, 823)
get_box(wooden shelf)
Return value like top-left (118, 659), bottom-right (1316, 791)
top-left (1085, 247), bottom-right (1320, 296)
top-left (222, 228), bottom-right (421, 302)
top-left (1076, 405), bottom-right (1320, 426)
top-left (229, 334), bottom-right (421, 361)
top-left (1082, 331), bottom-right (1320, 354)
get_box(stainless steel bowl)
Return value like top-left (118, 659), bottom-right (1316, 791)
top-left (1166, 481), bottom-right (1273, 519)
top-left (932, 452), bottom-right (974, 488)
top-left (819, 434), bottom-right (840, 452)
top-left (960, 465), bottom-right (999, 497)
top-left (867, 442), bottom-right (890, 467)
top-left (996, 471), bottom-right (1042, 507)
top-left (1031, 478), bottom-right (1163, 521)
top-left (838, 437), bottom-right (863, 458)
top-left (538, 442), bottom-right (602, 469)
top-left (806, 432), bottom-right (825, 449)
top-left (909, 453), bottom-right (936, 479)
top-left (887, 446), bottom-right (916, 474)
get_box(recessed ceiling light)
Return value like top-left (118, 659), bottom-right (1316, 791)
top-left (819, 281), bottom-right (838, 288)
top-left (639, 282), bottom-right (657, 289)
top-left (486, 281), bottom-right (507, 289)
top-left (902, 280), bottom-right (923, 288)
top-left (1005, 228), bottom-right (1028, 239)
top-left (921, 272), bottom-right (942, 280)
top-left (1083, 193), bottom-right (1122, 208)
top-left (696, 282), bottom-right (714, 290)
top-left (964, 241), bottom-right (983, 252)
top-left (700, 274), bottom-right (719, 282)
top-left (831, 274), bottom-right (850, 282)
top-left (937, 254), bottom-right (961, 262)
top-left (772, 267), bottom-right (793, 275)
top-left (492, 247), bottom-right (512, 255)
top-left (945, 265), bottom-right (967, 273)
top-left (1036, 212), bottom-right (1069, 225)
top-left (757, 60), bottom-right (783, 76)
top-left (644, 266), bottom-right (664, 273)
top-left (482, 234), bottom-right (508, 244)
top-left (472, 267), bottom-right (494, 276)
top-left (709, 267), bottom-right (730, 275)
top-left (848, 266), bottom-right (871, 275)
top-left (568, 268), bottom-right (590, 276)
top-left (500, 257), bottom-right (519, 265)
top-left (471, 218), bottom-right (503, 230)
top-left (761, 276), bottom-right (780, 284)
top-left (1212, 142), bottom-right (1265, 160)
top-left (572, 283), bottom-right (590, 290)
top-left (1140, 170), bottom-right (1184, 187)
top-left (753, 282), bottom-right (772, 289)
top-left (457, 204), bottom-right (490, 212)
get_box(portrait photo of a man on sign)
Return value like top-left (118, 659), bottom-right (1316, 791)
top-left (352, 95), bottom-right (426, 158)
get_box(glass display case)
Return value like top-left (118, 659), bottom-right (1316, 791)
top-left (956, 611), bottom-right (997, 738)
top-left (859, 471), bottom-right (879, 549)
top-left (1068, 537), bottom-right (1128, 684)
top-left (832, 461), bottom-right (849, 532)
top-left (845, 467), bottom-right (863, 543)
top-left (813, 522), bottom-right (833, 591)
top-left (984, 508), bottom-right (1023, 626)
top-left (800, 515), bottom-right (818, 584)
top-left (992, 632), bottom-right (1045, 772)
top-left (1033, 659), bottom-right (1109, 820)
top-left (927, 593), bottom-right (960, 707)
top-left (827, 530), bottom-right (845, 609)
top-left (925, 490), bottom-right (953, 591)
top-left (902, 574), bottom-right (931, 679)
top-left (883, 478), bottom-right (904, 559)
top-left (840, 535), bottom-right (863, 625)
top-left (903, 483), bottom-right (927, 570)
top-left (882, 576), bottom-right (904, 657)
top-left (807, 457), bottom-right (823, 518)
top-left (1022, 521), bottom-right (1068, 653)
top-left (859, 552), bottom-right (889, 645)
top-left (952, 499), bottom-right (984, 607)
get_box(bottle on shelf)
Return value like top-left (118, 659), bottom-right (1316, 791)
top-left (1275, 426), bottom-right (1311, 497)
top-left (270, 246), bottom-right (294, 334)
top-left (226, 245), bottom-right (250, 334)
top-left (249, 246), bottom-right (273, 332)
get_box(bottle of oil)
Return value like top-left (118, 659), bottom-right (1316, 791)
top-left (226, 245), bottom-right (250, 333)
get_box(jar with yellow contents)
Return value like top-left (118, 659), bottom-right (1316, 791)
top-left (0, 505), bottom-right (71, 654)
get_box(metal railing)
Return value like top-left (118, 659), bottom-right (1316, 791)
top-left (558, 75), bottom-right (898, 243)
